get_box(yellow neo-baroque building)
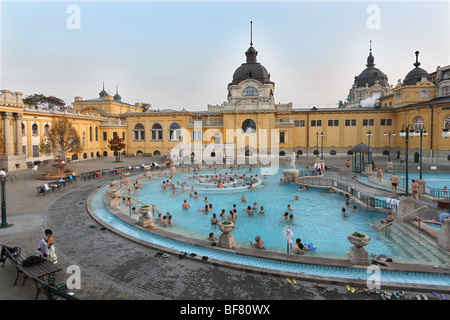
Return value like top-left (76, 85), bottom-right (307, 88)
top-left (1, 43), bottom-right (449, 172)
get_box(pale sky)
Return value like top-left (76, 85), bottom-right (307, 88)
top-left (1, 1), bottom-right (449, 110)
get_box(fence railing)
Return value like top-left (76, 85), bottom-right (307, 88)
top-left (297, 177), bottom-right (391, 210)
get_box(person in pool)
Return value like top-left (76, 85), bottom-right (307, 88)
top-left (248, 236), bottom-right (265, 249)
top-left (244, 206), bottom-right (254, 215)
top-left (292, 238), bottom-right (309, 254)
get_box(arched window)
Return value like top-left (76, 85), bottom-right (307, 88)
top-left (133, 123), bottom-right (145, 140)
top-left (242, 119), bottom-right (256, 133)
top-left (445, 115), bottom-right (450, 130)
top-left (413, 117), bottom-right (424, 130)
top-left (169, 122), bottom-right (181, 141)
top-left (296, 150), bottom-right (303, 156)
top-left (242, 87), bottom-right (259, 96)
top-left (32, 123), bottom-right (38, 135)
top-left (330, 150), bottom-right (336, 155)
top-left (153, 150), bottom-right (161, 156)
top-left (44, 124), bottom-right (50, 135)
top-left (279, 151), bottom-right (285, 156)
top-left (151, 123), bottom-right (163, 140)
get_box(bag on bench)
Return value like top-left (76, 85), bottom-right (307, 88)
top-left (22, 255), bottom-right (46, 267)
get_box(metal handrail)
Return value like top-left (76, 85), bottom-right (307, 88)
top-left (377, 206), bottom-right (428, 232)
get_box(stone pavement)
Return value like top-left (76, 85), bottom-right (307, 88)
top-left (0, 155), bottom-right (448, 303)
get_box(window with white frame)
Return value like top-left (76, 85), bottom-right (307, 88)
top-left (133, 123), bottom-right (145, 140)
top-left (169, 122), bottom-right (181, 141)
top-left (151, 123), bottom-right (163, 140)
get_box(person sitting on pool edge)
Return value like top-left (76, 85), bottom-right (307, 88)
top-left (248, 235), bottom-right (265, 249)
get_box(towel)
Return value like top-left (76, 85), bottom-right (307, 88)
top-left (440, 213), bottom-right (450, 224)
top-left (386, 198), bottom-right (399, 210)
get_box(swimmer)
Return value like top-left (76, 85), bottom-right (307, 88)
top-left (341, 208), bottom-right (348, 217)
top-left (287, 204), bottom-right (294, 211)
top-left (252, 202), bottom-right (258, 210)
top-left (198, 205), bottom-right (210, 213)
top-left (211, 213), bottom-right (220, 225)
top-left (241, 194), bottom-right (247, 202)
top-left (245, 206), bottom-right (254, 215)
top-left (259, 206), bottom-right (265, 215)
top-left (352, 205), bottom-right (359, 213)
top-left (208, 232), bottom-right (217, 242)
top-left (248, 235), bottom-right (265, 249)
top-left (181, 200), bottom-right (190, 209)
top-left (281, 212), bottom-right (289, 220)
top-left (294, 194), bottom-right (299, 200)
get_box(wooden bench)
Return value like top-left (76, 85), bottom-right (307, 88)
top-left (2, 246), bottom-right (63, 299)
top-left (34, 279), bottom-right (79, 300)
top-left (37, 186), bottom-right (52, 197)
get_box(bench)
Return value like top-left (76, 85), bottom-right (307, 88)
top-left (37, 185), bottom-right (53, 197)
top-left (35, 279), bottom-right (79, 300)
top-left (1, 246), bottom-right (63, 299)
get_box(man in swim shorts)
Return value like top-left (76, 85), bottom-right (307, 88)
top-left (411, 179), bottom-right (420, 202)
top-left (390, 172), bottom-right (399, 196)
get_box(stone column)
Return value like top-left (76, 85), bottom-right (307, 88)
top-left (417, 179), bottom-right (427, 195)
top-left (2, 112), bottom-right (14, 155)
top-left (14, 113), bottom-right (23, 155)
top-left (397, 196), bottom-right (416, 218)
top-left (438, 219), bottom-right (450, 251)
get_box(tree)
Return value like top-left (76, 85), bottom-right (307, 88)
top-left (23, 94), bottom-right (66, 110)
top-left (39, 116), bottom-right (83, 160)
top-left (140, 102), bottom-right (152, 112)
top-left (108, 135), bottom-right (126, 162)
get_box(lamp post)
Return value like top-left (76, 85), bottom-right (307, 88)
top-left (399, 124), bottom-right (415, 197)
top-left (384, 130), bottom-right (396, 162)
top-left (415, 127), bottom-right (428, 180)
top-left (0, 174), bottom-right (17, 228)
top-left (443, 128), bottom-right (450, 213)
top-left (315, 132), bottom-right (319, 158)
top-left (320, 132), bottom-right (324, 160)
top-left (366, 130), bottom-right (372, 165)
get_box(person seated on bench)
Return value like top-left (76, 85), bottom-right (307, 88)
top-left (43, 184), bottom-right (51, 192)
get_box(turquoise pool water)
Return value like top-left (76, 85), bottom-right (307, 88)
top-left (127, 167), bottom-right (397, 259)
top-left (90, 184), bottom-right (450, 287)
top-left (396, 172), bottom-right (450, 190)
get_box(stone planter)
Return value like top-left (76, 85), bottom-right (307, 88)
top-left (347, 232), bottom-right (371, 266)
top-left (347, 233), bottom-right (371, 247)
top-left (138, 215), bottom-right (155, 228)
top-left (139, 206), bottom-right (150, 214)
top-left (218, 221), bottom-right (237, 249)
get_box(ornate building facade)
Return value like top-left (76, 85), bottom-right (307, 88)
top-left (1, 42), bottom-right (449, 172)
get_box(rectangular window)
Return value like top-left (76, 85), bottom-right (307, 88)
top-left (95, 127), bottom-right (98, 141)
top-left (103, 132), bottom-right (107, 141)
top-left (363, 119), bottom-right (374, 126)
top-left (299, 120), bottom-right (305, 127)
top-left (280, 132), bottom-right (285, 143)
top-left (192, 130), bottom-right (202, 141)
top-left (294, 120), bottom-right (299, 127)
top-left (89, 127), bottom-right (92, 141)
top-left (122, 132), bottom-right (125, 140)
top-left (32, 145), bottom-right (39, 157)
top-left (113, 132), bottom-right (118, 138)
top-left (311, 120), bottom-right (322, 127)
top-left (328, 120), bottom-right (339, 127)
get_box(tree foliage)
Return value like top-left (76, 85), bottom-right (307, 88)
top-left (140, 102), bottom-right (152, 112)
top-left (0, 135), bottom-right (4, 157)
top-left (23, 94), bottom-right (66, 110)
top-left (39, 116), bottom-right (83, 159)
top-left (108, 135), bottom-right (126, 162)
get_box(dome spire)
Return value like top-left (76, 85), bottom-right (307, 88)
top-left (250, 21), bottom-right (253, 47)
top-left (413, 51), bottom-right (421, 68)
top-left (245, 21), bottom-right (258, 63)
top-left (366, 40), bottom-right (375, 68)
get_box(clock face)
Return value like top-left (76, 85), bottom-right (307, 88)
top-left (419, 89), bottom-right (430, 98)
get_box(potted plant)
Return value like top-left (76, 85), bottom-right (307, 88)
top-left (347, 232), bottom-right (371, 248)
top-left (218, 220), bottom-right (235, 234)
